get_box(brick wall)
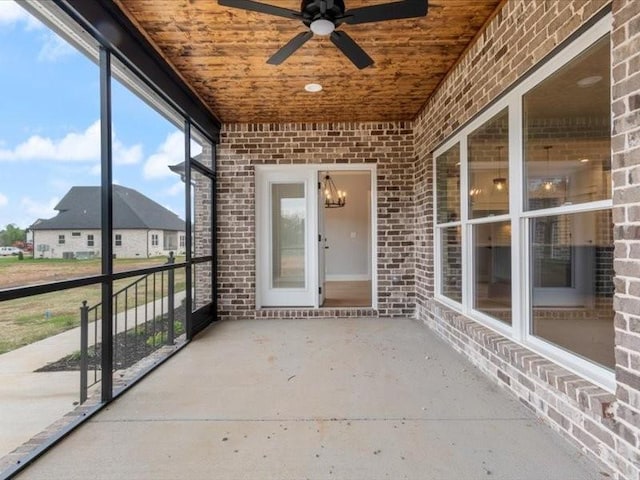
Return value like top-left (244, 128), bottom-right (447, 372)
top-left (212, 1), bottom-right (640, 478)
top-left (216, 122), bottom-right (415, 321)
top-left (413, 0), bottom-right (640, 479)
top-left (611, 0), bottom-right (640, 477)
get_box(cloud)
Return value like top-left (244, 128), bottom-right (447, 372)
top-left (0, 2), bottom-right (27, 24)
top-left (0, 122), bottom-right (100, 162)
top-left (0, 193), bottom-right (8, 208)
top-left (37, 32), bottom-right (76, 62)
top-left (0, 2), bottom-right (41, 29)
top-left (21, 196), bottom-right (59, 222)
top-left (114, 140), bottom-right (143, 166)
top-left (165, 182), bottom-right (184, 197)
top-left (0, 120), bottom-right (143, 165)
top-left (143, 131), bottom-right (184, 180)
top-left (88, 164), bottom-right (101, 176)
top-left (0, 3), bottom-right (73, 62)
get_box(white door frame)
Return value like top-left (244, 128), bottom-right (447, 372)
top-left (318, 181), bottom-right (326, 306)
top-left (255, 164), bottom-right (377, 309)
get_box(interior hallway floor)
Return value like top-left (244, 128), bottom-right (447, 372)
top-left (323, 280), bottom-right (371, 307)
top-left (16, 317), bottom-right (602, 480)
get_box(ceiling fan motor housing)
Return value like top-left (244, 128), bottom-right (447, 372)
top-left (301, 0), bottom-right (345, 24)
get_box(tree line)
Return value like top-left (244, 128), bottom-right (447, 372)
top-left (0, 224), bottom-right (26, 247)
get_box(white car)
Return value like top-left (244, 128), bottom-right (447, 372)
top-left (0, 246), bottom-right (22, 256)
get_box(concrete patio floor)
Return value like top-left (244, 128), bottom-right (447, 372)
top-left (15, 317), bottom-right (604, 480)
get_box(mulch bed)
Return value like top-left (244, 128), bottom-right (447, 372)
top-left (36, 305), bottom-right (185, 372)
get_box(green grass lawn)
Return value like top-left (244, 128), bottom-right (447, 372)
top-left (0, 257), bottom-right (187, 354)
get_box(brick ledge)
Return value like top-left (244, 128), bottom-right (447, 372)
top-left (255, 308), bottom-right (378, 319)
top-left (426, 301), bottom-right (615, 419)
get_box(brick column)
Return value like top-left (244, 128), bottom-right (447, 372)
top-left (611, 0), bottom-right (640, 477)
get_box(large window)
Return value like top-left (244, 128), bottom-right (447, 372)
top-left (434, 18), bottom-right (613, 388)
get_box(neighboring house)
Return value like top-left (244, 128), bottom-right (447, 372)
top-left (30, 186), bottom-right (186, 259)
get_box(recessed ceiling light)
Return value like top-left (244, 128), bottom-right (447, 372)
top-left (577, 75), bottom-right (603, 87)
top-left (305, 83), bottom-right (322, 93)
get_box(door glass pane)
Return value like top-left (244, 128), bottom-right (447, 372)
top-left (436, 144), bottom-right (460, 224)
top-left (473, 221), bottom-right (512, 324)
top-left (271, 183), bottom-right (305, 289)
top-left (524, 36), bottom-right (611, 211)
top-left (468, 108), bottom-right (509, 218)
top-left (531, 210), bottom-right (614, 369)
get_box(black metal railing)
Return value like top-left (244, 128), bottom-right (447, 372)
top-left (79, 253), bottom-right (181, 404)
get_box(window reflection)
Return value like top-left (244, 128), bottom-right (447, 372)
top-left (531, 210), bottom-right (614, 368)
top-left (468, 109), bottom-right (509, 218)
top-left (473, 221), bottom-right (511, 324)
top-left (524, 36), bottom-right (611, 210)
top-left (441, 226), bottom-right (462, 302)
top-left (272, 184), bottom-right (305, 288)
top-left (436, 144), bottom-right (460, 224)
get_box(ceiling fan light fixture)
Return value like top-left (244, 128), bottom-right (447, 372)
top-left (493, 177), bottom-right (507, 191)
top-left (218, 0), bottom-right (429, 68)
top-left (304, 82), bottom-right (323, 92)
top-left (310, 18), bottom-right (335, 35)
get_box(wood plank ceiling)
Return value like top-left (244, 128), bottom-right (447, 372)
top-left (115, 0), bottom-right (501, 124)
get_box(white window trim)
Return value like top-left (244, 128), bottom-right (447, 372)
top-left (433, 14), bottom-right (614, 392)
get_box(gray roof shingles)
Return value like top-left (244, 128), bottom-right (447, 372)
top-left (31, 185), bottom-right (185, 231)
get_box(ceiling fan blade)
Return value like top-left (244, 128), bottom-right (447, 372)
top-left (218, 0), bottom-right (300, 20)
top-left (267, 31), bottom-right (314, 65)
top-left (344, 0), bottom-right (427, 25)
top-left (330, 31), bottom-right (373, 70)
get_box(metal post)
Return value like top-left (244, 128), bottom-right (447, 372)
top-left (99, 47), bottom-right (114, 402)
top-left (184, 121), bottom-right (193, 340)
top-left (80, 301), bottom-right (89, 404)
top-left (167, 252), bottom-right (175, 345)
top-left (211, 160), bottom-right (217, 322)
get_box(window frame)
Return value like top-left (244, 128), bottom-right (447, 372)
top-left (58, 235), bottom-right (66, 245)
top-left (87, 234), bottom-right (94, 247)
top-left (433, 14), bottom-right (614, 391)
top-left (114, 234), bottom-right (122, 247)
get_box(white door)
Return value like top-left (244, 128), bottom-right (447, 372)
top-left (318, 175), bottom-right (326, 306)
top-left (256, 167), bottom-right (317, 307)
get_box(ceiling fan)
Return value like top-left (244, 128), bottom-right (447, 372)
top-left (218, 0), bottom-right (428, 69)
